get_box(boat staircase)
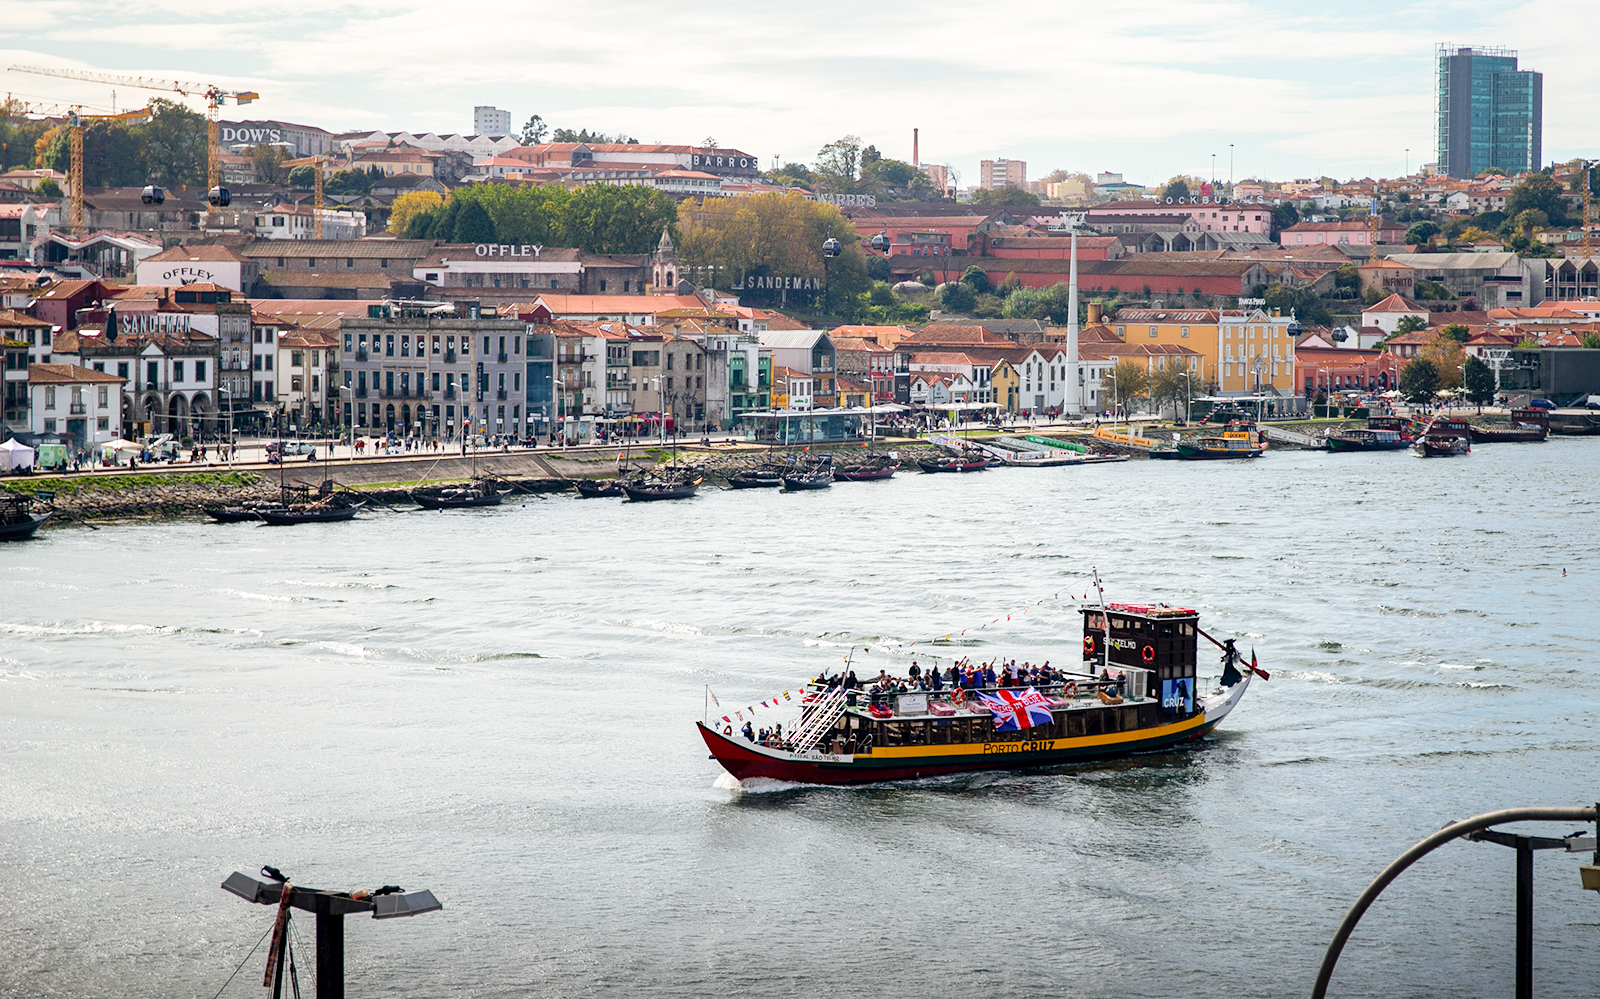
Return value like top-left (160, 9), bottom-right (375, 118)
top-left (787, 684), bottom-right (849, 753)
top-left (1262, 425), bottom-right (1321, 447)
top-left (1021, 434), bottom-right (1089, 454)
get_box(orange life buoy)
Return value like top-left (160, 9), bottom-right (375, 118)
top-left (950, 687), bottom-right (966, 706)
top-left (1083, 635), bottom-right (1095, 654)
top-left (1065, 681), bottom-right (1078, 698)
top-left (722, 724), bottom-right (733, 736)
top-left (1142, 645), bottom-right (1155, 663)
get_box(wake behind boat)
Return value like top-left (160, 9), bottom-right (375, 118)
top-left (699, 595), bottom-right (1266, 785)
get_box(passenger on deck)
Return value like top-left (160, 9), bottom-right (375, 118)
top-left (929, 668), bottom-right (943, 691)
top-left (742, 722), bottom-right (755, 742)
top-left (982, 663), bottom-right (997, 687)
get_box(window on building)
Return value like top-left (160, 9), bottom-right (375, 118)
top-left (264, 355), bottom-right (273, 371)
top-left (291, 351), bottom-right (303, 367)
top-left (401, 337), bottom-right (410, 358)
top-left (292, 376), bottom-right (303, 392)
top-left (386, 335), bottom-right (395, 357)
top-left (195, 361), bottom-right (206, 382)
top-left (118, 362), bottom-right (128, 378)
top-left (1149, 327), bottom-right (1158, 338)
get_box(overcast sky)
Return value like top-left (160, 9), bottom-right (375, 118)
top-left (4, 0), bottom-right (1593, 186)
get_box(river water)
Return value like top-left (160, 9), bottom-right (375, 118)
top-left (2, 440), bottom-right (1597, 998)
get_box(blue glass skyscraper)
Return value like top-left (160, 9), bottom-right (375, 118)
top-left (1436, 45), bottom-right (1543, 178)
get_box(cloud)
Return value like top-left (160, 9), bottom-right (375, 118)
top-left (4, 0), bottom-right (1592, 182)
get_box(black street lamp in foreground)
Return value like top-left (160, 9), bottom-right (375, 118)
top-left (223, 866), bottom-right (442, 999)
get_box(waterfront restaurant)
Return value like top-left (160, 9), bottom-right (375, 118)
top-left (740, 405), bottom-right (875, 444)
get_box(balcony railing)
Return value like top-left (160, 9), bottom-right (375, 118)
top-left (498, 352), bottom-right (508, 363)
top-left (356, 349), bottom-right (369, 361)
top-left (445, 351), bottom-right (457, 363)
top-left (444, 388), bottom-right (457, 400)
top-left (69, 402), bottom-right (86, 415)
top-left (496, 389), bottom-right (507, 400)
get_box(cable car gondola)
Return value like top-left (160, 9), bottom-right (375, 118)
top-left (207, 186), bottom-right (231, 207)
top-left (821, 237), bottom-right (842, 258)
top-left (140, 185), bottom-right (166, 205)
top-left (869, 232), bottom-right (890, 252)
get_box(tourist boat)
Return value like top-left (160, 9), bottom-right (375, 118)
top-left (574, 478), bottom-right (625, 498)
top-left (833, 461), bottom-right (899, 481)
top-left (1324, 428), bottom-right (1409, 452)
top-left (1175, 420), bottom-right (1267, 460)
top-left (1412, 417), bottom-right (1471, 457)
top-left (917, 456), bottom-right (989, 473)
top-left (0, 492), bottom-right (50, 540)
top-left (1469, 408), bottom-right (1550, 443)
top-left (728, 468), bottom-right (784, 489)
top-left (699, 599), bottom-right (1265, 785)
top-left (414, 479), bottom-right (508, 509)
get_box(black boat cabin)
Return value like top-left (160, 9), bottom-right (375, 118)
top-left (1083, 603), bottom-right (1200, 719)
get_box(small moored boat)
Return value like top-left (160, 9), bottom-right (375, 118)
top-left (1413, 417), bottom-right (1471, 457)
top-left (0, 492), bottom-right (50, 540)
top-left (917, 457), bottom-right (989, 473)
top-left (1175, 420), bottom-right (1267, 460)
top-left (414, 479), bottom-right (508, 509)
top-left (728, 468), bottom-right (784, 489)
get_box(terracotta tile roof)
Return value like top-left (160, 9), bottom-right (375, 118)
top-left (143, 244), bottom-right (249, 263)
top-left (1365, 293), bottom-right (1425, 313)
top-left (902, 326), bottom-right (1017, 345)
top-left (26, 362), bottom-right (125, 385)
top-left (0, 309), bottom-right (53, 328)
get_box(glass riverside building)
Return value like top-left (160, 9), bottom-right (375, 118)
top-left (1436, 44), bottom-right (1543, 178)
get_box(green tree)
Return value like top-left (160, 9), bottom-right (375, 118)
top-left (1513, 208), bottom-right (1549, 238)
top-left (765, 162), bottom-right (814, 189)
top-left (1394, 315), bottom-right (1429, 335)
top-left (1269, 202), bottom-right (1299, 234)
top-left (450, 198), bottom-right (497, 243)
top-left (1400, 357), bottom-right (1440, 404)
top-left (939, 282), bottom-right (976, 313)
top-left (970, 185), bottom-right (1038, 206)
top-left (960, 264), bottom-right (991, 295)
top-left (287, 164), bottom-right (316, 190)
top-left (248, 144), bottom-right (289, 185)
top-left (560, 183), bottom-right (678, 254)
top-left (139, 98), bottom-right (207, 187)
top-left (1439, 323), bottom-right (1470, 343)
top-left (1405, 220), bottom-right (1440, 245)
top-left (814, 135), bottom-right (863, 192)
top-left (324, 169), bottom-right (372, 196)
top-left (1159, 177), bottom-right (1190, 201)
top-left (1262, 282), bottom-right (1331, 325)
top-left (519, 115), bottom-right (547, 145)
top-left (1002, 283), bottom-right (1074, 324)
top-left (1149, 364), bottom-right (1191, 420)
top-left (1462, 355), bottom-right (1496, 406)
top-left (38, 177), bottom-right (61, 197)
top-left (1101, 359), bottom-right (1151, 414)
top-left (1504, 173), bottom-right (1568, 226)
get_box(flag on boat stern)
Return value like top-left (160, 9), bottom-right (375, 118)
top-left (977, 687), bottom-right (1053, 731)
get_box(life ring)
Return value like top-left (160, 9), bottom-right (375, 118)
top-left (1083, 635), bottom-right (1095, 654)
top-left (1065, 681), bottom-right (1077, 698)
top-left (1142, 645), bottom-right (1155, 663)
top-left (722, 725), bottom-right (733, 737)
top-left (950, 687), bottom-right (966, 706)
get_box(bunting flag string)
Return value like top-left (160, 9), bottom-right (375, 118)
top-left (896, 581), bottom-right (1103, 651)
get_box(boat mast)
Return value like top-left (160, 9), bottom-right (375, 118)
top-left (1092, 566), bottom-right (1110, 676)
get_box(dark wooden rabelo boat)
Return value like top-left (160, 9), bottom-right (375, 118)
top-left (1469, 408), bottom-right (1549, 443)
top-left (728, 467), bottom-right (784, 489)
top-left (917, 456), bottom-right (989, 473)
top-left (574, 478), bottom-right (625, 498)
top-left (782, 454), bottom-right (833, 491)
top-left (699, 598), bottom-right (1265, 785)
top-left (834, 453), bottom-right (900, 481)
top-left (257, 483), bottom-right (366, 525)
top-left (205, 501), bottom-right (285, 523)
top-left (1413, 417), bottom-right (1471, 457)
top-left (414, 479), bottom-right (508, 508)
top-left (622, 467), bottom-right (701, 501)
top-left (0, 491), bottom-right (50, 540)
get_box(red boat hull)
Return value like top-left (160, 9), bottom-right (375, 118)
top-left (697, 716), bottom-right (1218, 786)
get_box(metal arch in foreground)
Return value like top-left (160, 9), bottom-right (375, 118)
top-left (1311, 805), bottom-right (1598, 999)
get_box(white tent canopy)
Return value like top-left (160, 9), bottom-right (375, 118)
top-left (0, 437), bottom-right (35, 471)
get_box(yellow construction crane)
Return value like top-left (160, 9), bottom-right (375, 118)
top-left (313, 153), bottom-right (324, 239)
top-left (1580, 159), bottom-right (1594, 263)
top-left (7, 64), bottom-right (258, 195)
top-left (7, 100), bottom-right (149, 234)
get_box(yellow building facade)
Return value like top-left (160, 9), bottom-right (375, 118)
top-left (1111, 306), bottom-right (1296, 396)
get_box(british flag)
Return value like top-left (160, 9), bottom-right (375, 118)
top-left (977, 687), bottom-right (1054, 731)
